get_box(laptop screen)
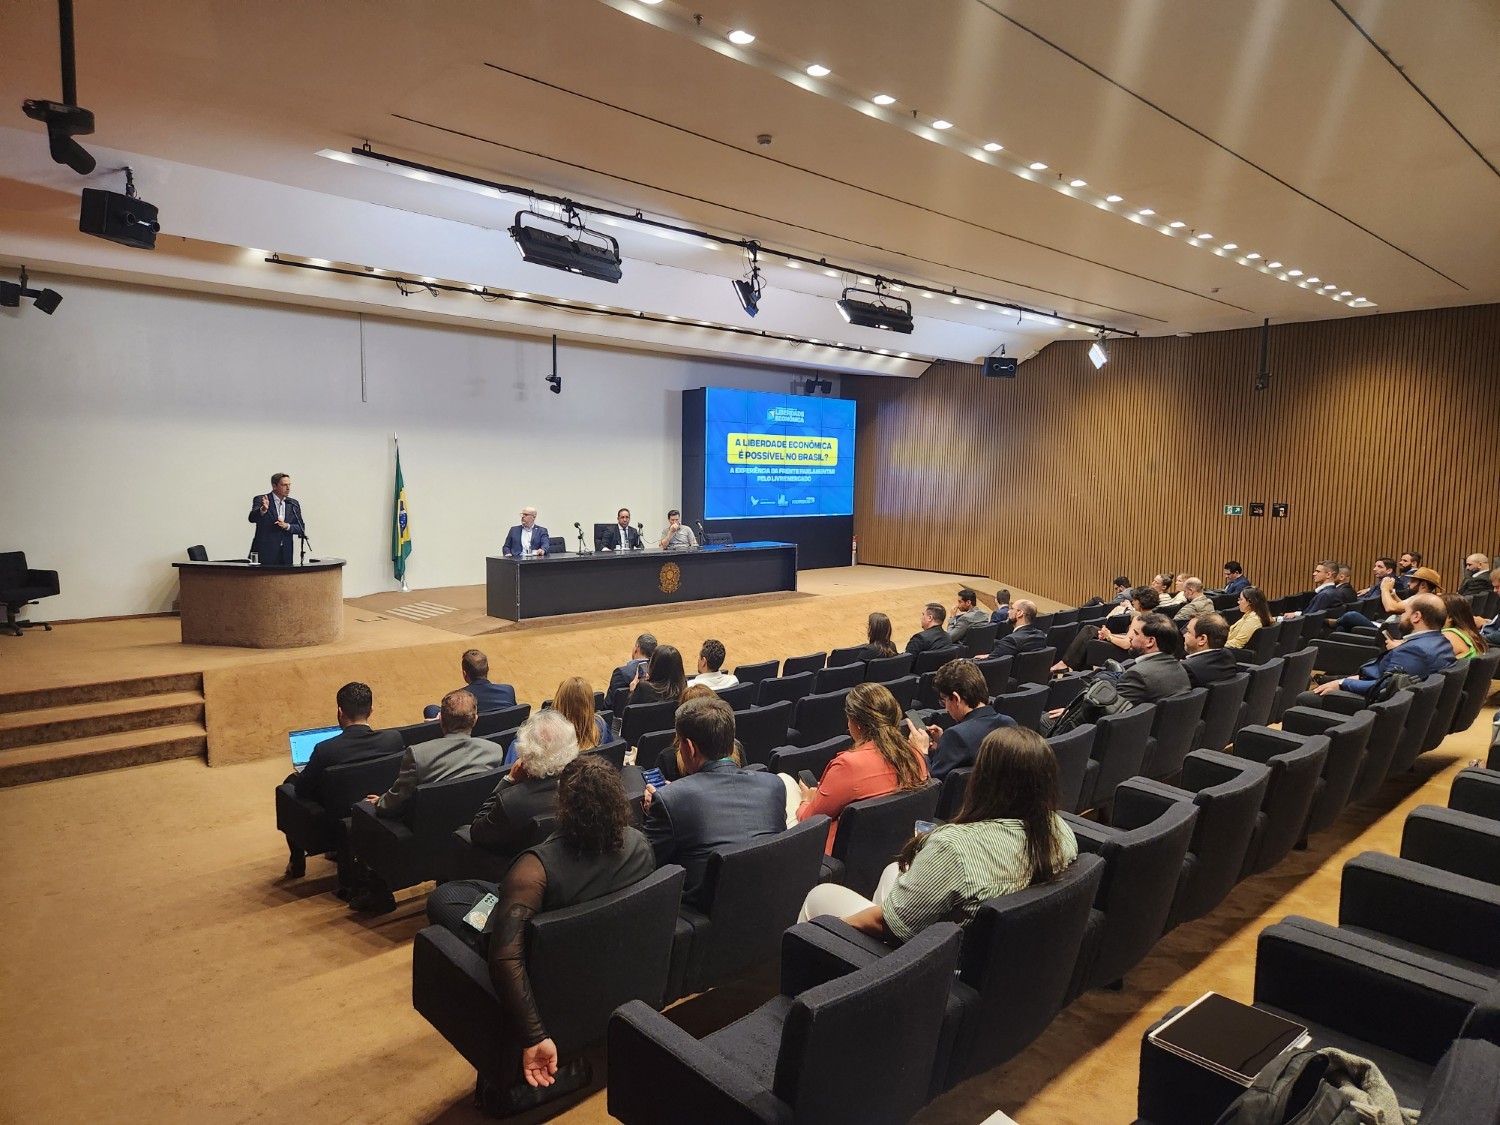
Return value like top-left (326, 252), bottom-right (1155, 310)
top-left (289, 725), bottom-right (342, 769)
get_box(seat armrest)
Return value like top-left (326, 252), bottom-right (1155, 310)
top-left (607, 1001), bottom-right (792, 1125)
top-left (1401, 806), bottom-right (1500, 885)
top-left (1182, 749), bottom-right (1253, 790)
top-left (27, 568), bottom-right (60, 589)
top-left (1060, 812), bottom-right (1115, 855)
top-left (780, 919), bottom-right (885, 995)
top-left (1450, 768), bottom-right (1500, 822)
top-left (1317, 691), bottom-right (1367, 715)
top-left (1111, 779), bottom-right (1186, 832)
top-left (1281, 707), bottom-right (1344, 736)
top-left (1229, 727), bottom-right (1298, 765)
top-left (1339, 852), bottom-right (1500, 968)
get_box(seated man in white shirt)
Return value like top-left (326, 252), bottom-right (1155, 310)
top-left (690, 639), bottom-right (739, 691)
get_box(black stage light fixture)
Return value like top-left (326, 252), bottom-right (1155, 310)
top-left (79, 167), bottom-right (159, 250)
top-left (22, 0), bottom-right (95, 175)
top-left (32, 286), bottom-right (64, 315)
top-left (2, 267), bottom-right (64, 315)
top-left (835, 286), bottom-right (914, 334)
top-left (509, 209), bottom-right (622, 283)
top-left (733, 243), bottom-right (764, 317)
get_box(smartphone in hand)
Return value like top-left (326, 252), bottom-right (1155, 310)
top-left (797, 769), bottom-right (819, 789)
top-left (641, 767), bottom-right (667, 789)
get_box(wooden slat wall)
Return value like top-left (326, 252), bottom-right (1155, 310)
top-left (848, 303), bottom-right (1500, 605)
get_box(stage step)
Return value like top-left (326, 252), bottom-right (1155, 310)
top-left (0, 691), bottom-right (206, 750)
top-left (0, 671), bottom-right (203, 715)
top-left (0, 723), bottom-right (208, 788)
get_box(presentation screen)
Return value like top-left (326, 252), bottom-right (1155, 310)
top-left (702, 388), bottom-right (856, 520)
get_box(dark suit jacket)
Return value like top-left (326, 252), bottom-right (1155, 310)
top-left (607, 658), bottom-right (649, 714)
top-left (1459, 571), bottom-right (1492, 597)
top-left (1301, 584), bottom-right (1345, 618)
top-left (1335, 583), bottom-right (1360, 604)
top-left (462, 679), bottom-right (517, 712)
top-left (989, 624), bottom-right (1048, 659)
top-left (928, 705), bottom-right (1015, 780)
top-left (905, 626), bottom-right (952, 656)
top-left (1183, 647), bottom-right (1241, 688)
top-left (502, 524), bottom-right (550, 557)
top-left (644, 757), bottom-right (786, 908)
top-left (1222, 575), bottom-right (1249, 597)
top-left (989, 607), bottom-right (1011, 625)
top-left (1117, 652), bottom-right (1191, 706)
top-left (597, 524), bottom-right (644, 552)
top-left (293, 724), bottom-right (404, 806)
top-left (247, 493), bottom-right (305, 566)
top-left (470, 773), bottom-right (559, 854)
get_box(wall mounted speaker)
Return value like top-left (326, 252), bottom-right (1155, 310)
top-left (982, 356), bottom-right (1018, 379)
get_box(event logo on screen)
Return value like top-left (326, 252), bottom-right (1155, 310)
top-left (703, 388), bottom-right (856, 520)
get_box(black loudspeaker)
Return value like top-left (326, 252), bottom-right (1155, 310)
top-left (982, 356), bottom-right (1018, 379)
top-left (79, 188), bottom-right (160, 250)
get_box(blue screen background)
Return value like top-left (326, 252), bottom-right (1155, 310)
top-left (703, 389), bottom-right (856, 520)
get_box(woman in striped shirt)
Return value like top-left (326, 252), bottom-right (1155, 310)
top-left (799, 726), bottom-right (1077, 941)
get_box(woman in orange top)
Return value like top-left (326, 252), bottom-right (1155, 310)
top-left (795, 682), bottom-right (929, 853)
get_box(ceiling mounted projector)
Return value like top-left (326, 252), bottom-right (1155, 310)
top-left (1088, 340), bottom-right (1109, 368)
top-left (508, 211), bottom-right (622, 283)
top-left (835, 287), bottom-right (914, 334)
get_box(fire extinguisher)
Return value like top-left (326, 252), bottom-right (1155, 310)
top-left (851, 534), bottom-right (858, 566)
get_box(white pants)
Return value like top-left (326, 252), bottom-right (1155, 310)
top-left (797, 861), bottom-right (902, 924)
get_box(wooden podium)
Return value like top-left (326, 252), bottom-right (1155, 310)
top-left (173, 559), bottom-right (346, 648)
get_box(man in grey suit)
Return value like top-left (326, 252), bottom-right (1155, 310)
top-left (642, 696), bottom-right (785, 909)
top-left (1171, 577), bottom-right (1214, 625)
top-left (350, 690), bottom-right (503, 912)
top-left (945, 588), bottom-right (990, 644)
top-left (1117, 614), bottom-right (1191, 705)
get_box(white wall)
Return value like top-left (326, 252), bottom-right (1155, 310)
top-left (0, 276), bottom-right (837, 618)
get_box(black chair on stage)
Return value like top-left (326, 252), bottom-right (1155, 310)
top-left (0, 551), bottom-right (60, 636)
top-left (186, 544), bottom-right (209, 562)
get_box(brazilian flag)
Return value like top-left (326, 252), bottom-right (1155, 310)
top-left (392, 448), bottom-right (412, 582)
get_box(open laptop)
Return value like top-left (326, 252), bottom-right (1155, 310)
top-left (288, 725), bottom-right (341, 771)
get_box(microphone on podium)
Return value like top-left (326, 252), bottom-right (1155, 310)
top-left (573, 521), bottom-right (590, 554)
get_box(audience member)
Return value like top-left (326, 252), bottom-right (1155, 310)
top-left (989, 599), bottom-right (1047, 658)
top-left (1397, 551), bottom-right (1423, 588)
top-left (1458, 553), bottom-right (1493, 597)
top-left (1108, 576), bottom-right (1133, 605)
top-left (795, 683), bottom-right (930, 853)
top-left (283, 681), bottom-right (404, 878)
top-left (690, 639), bottom-right (739, 690)
top-left (502, 506), bottom-right (549, 558)
top-left (1440, 594), bottom-right (1487, 660)
top-left (990, 589), bottom-right (1012, 624)
top-left (425, 755), bottom-right (655, 1095)
top-left (352, 690), bottom-right (504, 912)
top-left (1054, 586), bottom-right (1157, 672)
top-left (798, 726), bottom-right (1078, 941)
top-left (945, 588), bottom-right (990, 644)
top-left (1338, 566), bottom-right (1445, 633)
top-left (472, 710), bottom-right (580, 856)
top-left (1285, 560), bottom-right (1344, 620)
top-left (1226, 587), bottom-right (1273, 649)
top-left (1181, 613), bottom-right (1239, 687)
top-left (1359, 557), bottom-right (1400, 597)
top-left (652, 684), bottom-right (720, 782)
top-left (642, 696), bottom-right (785, 908)
top-left (1333, 564), bottom-right (1359, 603)
top-left (1171, 577), bottom-right (1213, 625)
top-left (1220, 561), bottom-right (1249, 597)
top-left (1156, 574), bottom-right (1186, 609)
top-left (629, 644), bottom-right (687, 706)
top-left (425, 648), bottom-right (516, 720)
top-left (606, 634), bottom-right (657, 713)
top-left (551, 676), bottom-right (608, 753)
top-left (658, 509), bottom-right (697, 550)
top-left (851, 611), bottom-right (898, 661)
top-left (1309, 593), bottom-right (1454, 700)
top-left (907, 659), bottom-right (1015, 780)
top-left (905, 602), bottom-right (954, 656)
top-left (1115, 614), bottom-right (1190, 705)
top-left (1482, 573), bottom-right (1500, 645)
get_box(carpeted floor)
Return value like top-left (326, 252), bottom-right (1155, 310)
top-left (0, 572), bottom-right (1491, 1124)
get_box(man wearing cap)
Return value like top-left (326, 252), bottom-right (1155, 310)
top-left (1336, 565), bottom-right (1443, 634)
top-left (945, 588), bottom-right (990, 645)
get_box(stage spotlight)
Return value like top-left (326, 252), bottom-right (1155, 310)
top-left (733, 244), bottom-right (765, 317)
top-left (1088, 338), bottom-right (1108, 369)
top-left (835, 286), bottom-right (914, 334)
top-left (1, 267), bottom-right (65, 315)
top-left (509, 209), bottom-right (622, 283)
top-left (32, 287), bottom-right (64, 315)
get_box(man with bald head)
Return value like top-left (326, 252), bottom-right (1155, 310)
top-left (1311, 592), bottom-right (1455, 699)
top-left (502, 506), bottom-right (550, 558)
top-left (1459, 553), bottom-right (1493, 597)
top-left (1172, 577), bottom-right (1213, 625)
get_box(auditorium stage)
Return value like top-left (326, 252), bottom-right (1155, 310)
top-left (0, 565), bottom-right (1036, 777)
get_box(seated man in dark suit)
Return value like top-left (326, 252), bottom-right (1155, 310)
top-left (905, 602), bottom-right (954, 656)
top-left (470, 709), bottom-right (580, 856)
top-left (282, 681), bottom-right (405, 877)
top-left (1116, 613), bottom-right (1192, 706)
top-left (351, 690), bottom-right (505, 912)
top-left (598, 507), bottom-right (644, 552)
top-left (1181, 613), bottom-right (1240, 688)
top-left (1284, 560), bottom-right (1345, 622)
top-left (1308, 593), bottom-right (1455, 702)
top-left (606, 632), bottom-right (657, 715)
top-left (1458, 552), bottom-right (1493, 597)
top-left (641, 696), bottom-right (785, 909)
top-left (909, 659), bottom-right (1014, 780)
top-left (1220, 561), bottom-right (1250, 598)
top-left (988, 599), bottom-right (1047, 658)
top-left (424, 648), bottom-right (517, 719)
top-left (502, 506), bottom-right (550, 558)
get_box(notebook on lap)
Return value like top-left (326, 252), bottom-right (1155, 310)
top-left (288, 725), bottom-right (341, 771)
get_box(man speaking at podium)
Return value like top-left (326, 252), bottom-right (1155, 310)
top-left (248, 473), bottom-right (305, 566)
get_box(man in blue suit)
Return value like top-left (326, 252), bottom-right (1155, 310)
top-left (910, 659), bottom-right (1014, 780)
top-left (247, 473), bottom-right (305, 565)
top-left (1311, 593), bottom-right (1454, 699)
top-left (1220, 561), bottom-right (1249, 597)
top-left (502, 506), bottom-right (550, 558)
top-left (1286, 560), bottom-right (1344, 621)
top-left (642, 696), bottom-right (785, 909)
top-left (423, 648), bottom-right (516, 719)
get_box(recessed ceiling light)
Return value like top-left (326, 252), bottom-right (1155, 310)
top-left (1306, 276), bottom-right (1320, 283)
top-left (1222, 242), bottom-right (1238, 250)
top-left (1106, 194), bottom-right (1123, 203)
top-left (872, 93), bottom-right (895, 106)
top-left (1322, 284), bottom-right (1337, 290)
top-left (1137, 208), bottom-right (1155, 216)
top-left (824, 269), bottom-right (839, 277)
top-left (948, 296), bottom-right (962, 305)
top-left (858, 276), bottom-right (874, 285)
top-left (1246, 252), bottom-right (1261, 260)
top-left (1287, 269), bottom-right (1303, 277)
top-left (921, 291), bottom-right (934, 298)
top-left (513, 292), bottom-right (529, 298)
top-left (1197, 233), bottom-right (1213, 241)
top-left (1169, 220), bottom-right (1186, 229)
top-left (420, 275), bottom-right (437, 282)
top-left (639, 0), bottom-right (662, 4)
top-left (786, 261), bottom-right (801, 269)
top-left (1070, 178), bottom-right (1087, 187)
top-left (1029, 161), bottom-right (1047, 170)
top-left (727, 29), bottom-right (755, 44)
top-left (1266, 260), bottom-right (1281, 268)
top-left (975, 303), bottom-right (987, 310)
top-left (899, 352), bottom-right (909, 358)
top-left (806, 64), bottom-right (830, 77)
top-left (932, 119), bottom-right (953, 130)
top-left (1340, 290), bottom-right (1351, 296)
top-left (983, 142), bottom-right (1003, 152)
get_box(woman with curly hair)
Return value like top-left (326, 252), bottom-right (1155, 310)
top-left (426, 754), bottom-right (654, 1092)
top-left (794, 681), bottom-right (929, 852)
top-left (799, 725), bottom-right (1077, 940)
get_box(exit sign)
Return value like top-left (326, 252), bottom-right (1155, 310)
top-left (1223, 504), bottom-right (1244, 516)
